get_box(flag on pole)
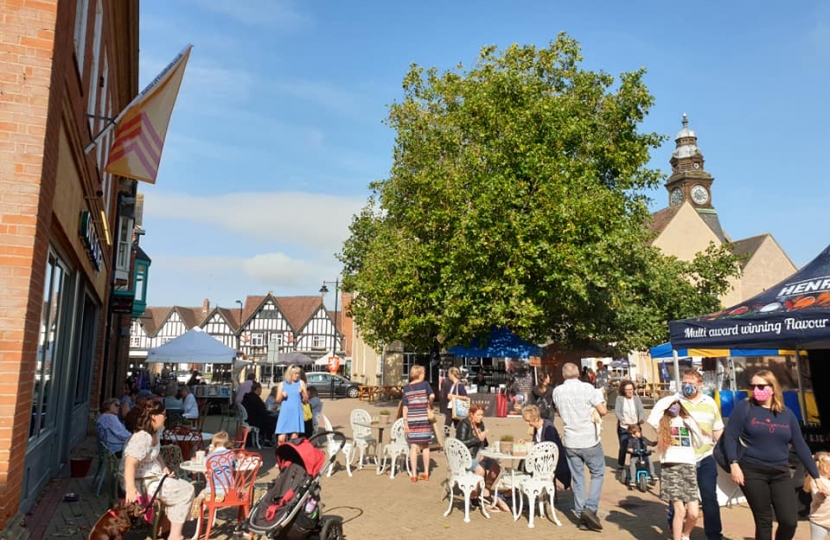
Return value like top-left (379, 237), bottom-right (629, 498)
top-left (105, 44), bottom-right (193, 184)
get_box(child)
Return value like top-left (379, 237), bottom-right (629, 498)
top-left (626, 424), bottom-right (656, 488)
top-left (307, 387), bottom-right (323, 435)
top-left (655, 400), bottom-right (704, 540)
top-left (806, 451), bottom-right (830, 540)
top-left (192, 431), bottom-right (235, 519)
top-left (205, 431), bottom-right (235, 494)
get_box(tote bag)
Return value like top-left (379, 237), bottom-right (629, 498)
top-left (450, 395), bottom-right (470, 420)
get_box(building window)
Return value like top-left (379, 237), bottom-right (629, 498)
top-left (86, 0), bottom-right (103, 133)
top-left (115, 216), bottom-right (134, 276)
top-left (312, 335), bottom-right (324, 349)
top-left (130, 335), bottom-right (140, 347)
top-left (73, 0), bottom-right (89, 74)
top-left (31, 252), bottom-right (70, 438)
top-left (271, 333), bottom-right (284, 347)
top-left (401, 352), bottom-right (430, 379)
top-left (251, 333), bottom-right (264, 347)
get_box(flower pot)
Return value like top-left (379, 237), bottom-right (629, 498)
top-left (499, 441), bottom-right (513, 455)
top-left (70, 457), bottom-right (93, 478)
top-left (512, 443), bottom-right (528, 457)
top-left (379, 415), bottom-right (389, 424)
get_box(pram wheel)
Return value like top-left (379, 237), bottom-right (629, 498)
top-left (318, 517), bottom-right (344, 540)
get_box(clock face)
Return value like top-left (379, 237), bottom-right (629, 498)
top-left (693, 162), bottom-right (700, 169)
top-left (691, 185), bottom-right (709, 205)
top-left (670, 188), bottom-right (683, 206)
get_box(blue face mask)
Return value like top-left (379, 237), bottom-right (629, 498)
top-left (682, 384), bottom-right (696, 397)
top-left (668, 404), bottom-right (681, 417)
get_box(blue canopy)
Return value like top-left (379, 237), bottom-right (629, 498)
top-left (648, 342), bottom-right (792, 360)
top-left (448, 327), bottom-right (542, 358)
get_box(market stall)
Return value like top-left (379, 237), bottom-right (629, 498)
top-left (447, 327), bottom-right (542, 417)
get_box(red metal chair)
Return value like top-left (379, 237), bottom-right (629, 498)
top-left (161, 426), bottom-right (203, 460)
top-left (233, 426), bottom-right (250, 450)
top-left (196, 450), bottom-right (263, 540)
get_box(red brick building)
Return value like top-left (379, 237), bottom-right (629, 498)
top-left (0, 0), bottom-right (139, 527)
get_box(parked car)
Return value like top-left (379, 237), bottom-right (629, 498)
top-left (306, 372), bottom-right (360, 398)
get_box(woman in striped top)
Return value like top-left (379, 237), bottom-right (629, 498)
top-left (403, 365), bottom-right (435, 482)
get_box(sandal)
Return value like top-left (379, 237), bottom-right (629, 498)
top-left (410, 476), bottom-right (418, 483)
top-left (418, 473), bottom-right (429, 481)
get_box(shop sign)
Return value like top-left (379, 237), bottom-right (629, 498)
top-left (78, 211), bottom-right (103, 272)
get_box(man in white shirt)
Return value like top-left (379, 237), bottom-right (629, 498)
top-left (552, 362), bottom-right (607, 532)
top-left (647, 369), bottom-right (724, 540)
top-left (236, 373), bottom-right (256, 405)
top-left (180, 386), bottom-right (199, 420)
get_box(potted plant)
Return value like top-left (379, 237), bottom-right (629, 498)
top-left (499, 434), bottom-right (514, 455)
top-left (378, 409), bottom-right (391, 424)
top-left (69, 439), bottom-right (98, 478)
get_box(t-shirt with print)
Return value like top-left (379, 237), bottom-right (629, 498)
top-left (659, 417), bottom-right (700, 465)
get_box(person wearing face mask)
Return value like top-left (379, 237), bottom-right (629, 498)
top-left (724, 369), bottom-right (823, 540)
top-left (653, 398), bottom-right (705, 540)
top-left (648, 369), bottom-right (724, 540)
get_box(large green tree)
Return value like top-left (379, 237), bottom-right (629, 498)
top-left (339, 34), bottom-right (741, 355)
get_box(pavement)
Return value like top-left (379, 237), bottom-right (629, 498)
top-left (8, 397), bottom-right (815, 540)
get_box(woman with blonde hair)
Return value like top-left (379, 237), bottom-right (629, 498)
top-left (725, 369), bottom-right (821, 540)
top-left (519, 404), bottom-right (571, 489)
top-left (402, 365), bottom-right (435, 481)
top-left (442, 366), bottom-right (467, 428)
top-left (805, 452), bottom-right (830, 540)
top-left (275, 365), bottom-right (308, 443)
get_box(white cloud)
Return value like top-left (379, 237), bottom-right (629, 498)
top-left (184, 0), bottom-right (307, 31)
top-left (153, 252), bottom-right (328, 287)
top-left (143, 190), bottom-right (366, 252)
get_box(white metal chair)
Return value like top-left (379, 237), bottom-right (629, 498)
top-left (349, 409), bottom-right (377, 469)
top-left (236, 404), bottom-right (261, 449)
top-left (322, 415), bottom-right (354, 477)
top-left (377, 418), bottom-right (411, 479)
top-left (443, 437), bottom-right (490, 523)
top-left (515, 442), bottom-right (562, 528)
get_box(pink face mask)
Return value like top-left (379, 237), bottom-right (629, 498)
top-left (753, 386), bottom-right (773, 402)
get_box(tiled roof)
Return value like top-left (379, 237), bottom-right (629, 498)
top-left (176, 306), bottom-right (206, 329)
top-left (276, 296), bottom-right (325, 331)
top-left (242, 296), bottom-right (265, 325)
top-left (215, 307), bottom-right (239, 330)
top-left (139, 306), bottom-right (172, 336)
top-left (728, 234), bottom-right (769, 269)
top-left (648, 205), bottom-right (681, 238)
top-left (699, 211), bottom-right (728, 243)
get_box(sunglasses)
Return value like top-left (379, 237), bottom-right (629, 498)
top-left (750, 384), bottom-right (770, 390)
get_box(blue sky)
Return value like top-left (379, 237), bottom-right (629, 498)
top-left (137, 0), bottom-right (830, 310)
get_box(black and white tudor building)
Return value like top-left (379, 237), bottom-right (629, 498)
top-left (129, 294), bottom-right (344, 378)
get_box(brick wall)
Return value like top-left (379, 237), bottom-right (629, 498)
top-left (0, 0), bottom-right (62, 527)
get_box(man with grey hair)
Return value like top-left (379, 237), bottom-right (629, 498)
top-left (552, 362), bottom-right (607, 531)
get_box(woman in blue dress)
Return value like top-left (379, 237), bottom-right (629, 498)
top-left (403, 365), bottom-right (435, 481)
top-left (275, 365), bottom-right (308, 443)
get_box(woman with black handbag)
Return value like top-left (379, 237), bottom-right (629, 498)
top-left (725, 370), bottom-right (823, 540)
top-left (531, 372), bottom-right (554, 419)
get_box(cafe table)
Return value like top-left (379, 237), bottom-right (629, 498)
top-left (477, 447), bottom-right (528, 519)
top-left (352, 421), bottom-right (391, 467)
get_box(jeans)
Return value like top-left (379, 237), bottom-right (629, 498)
top-left (741, 462), bottom-right (797, 540)
top-left (617, 426), bottom-right (630, 468)
top-left (565, 443), bottom-right (605, 515)
top-left (667, 455), bottom-right (722, 540)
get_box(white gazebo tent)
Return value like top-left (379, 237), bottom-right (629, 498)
top-left (146, 328), bottom-right (235, 364)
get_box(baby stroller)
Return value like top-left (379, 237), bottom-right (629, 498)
top-left (243, 432), bottom-right (346, 540)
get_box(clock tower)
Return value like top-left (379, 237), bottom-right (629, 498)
top-left (664, 114), bottom-right (726, 241)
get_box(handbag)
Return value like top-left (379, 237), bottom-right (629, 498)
top-left (427, 407), bottom-right (437, 424)
top-left (713, 435), bottom-right (746, 473)
top-left (302, 402), bottom-right (313, 422)
top-left (450, 394), bottom-right (470, 420)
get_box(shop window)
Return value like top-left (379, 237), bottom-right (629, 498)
top-left (31, 252), bottom-right (69, 438)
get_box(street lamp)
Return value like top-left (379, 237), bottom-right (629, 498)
top-left (320, 278), bottom-right (339, 400)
